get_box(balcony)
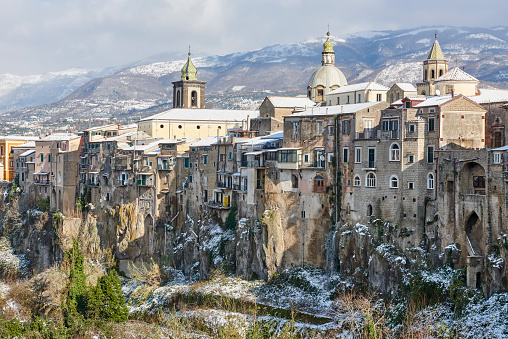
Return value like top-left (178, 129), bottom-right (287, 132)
top-left (381, 130), bottom-right (399, 140)
top-left (157, 163), bottom-right (174, 171)
top-left (206, 200), bottom-right (231, 209)
top-left (34, 179), bottom-right (50, 185)
top-left (217, 181), bottom-right (233, 189)
top-left (356, 130), bottom-right (378, 140)
top-left (117, 180), bottom-right (129, 186)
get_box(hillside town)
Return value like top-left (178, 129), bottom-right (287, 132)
top-left (2, 31), bottom-right (508, 306)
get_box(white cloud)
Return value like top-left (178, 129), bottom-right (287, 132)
top-left (0, 0), bottom-right (506, 75)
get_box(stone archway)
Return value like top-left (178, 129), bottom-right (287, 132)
top-left (460, 162), bottom-right (486, 195)
top-left (465, 211), bottom-right (482, 256)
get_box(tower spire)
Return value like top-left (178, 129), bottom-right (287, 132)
top-left (322, 29), bottom-right (335, 66)
top-left (181, 45), bottom-right (198, 81)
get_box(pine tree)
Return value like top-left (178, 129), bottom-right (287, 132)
top-left (63, 240), bottom-right (88, 328)
top-left (88, 269), bottom-right (128, 323)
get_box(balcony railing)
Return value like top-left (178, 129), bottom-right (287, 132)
top-left (206, 201), bottom-right (231, 209)
top-left (217, 181), bottom-right (233, 189)
top-left (117, 180), bottom-right (129, 186)
top-left (356, 130), bottom-right (378, 140)
top-left (157, 163), bottom-right (174, 170)
top-left (34, 179), bottom-right (49, 184)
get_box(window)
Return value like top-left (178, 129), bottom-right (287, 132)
top-left (228, 152), bottom-right (233, 160)
top-left (342, 120), bottom-right (350, 135)
top-left (191, 91), bottom-right (197, 107)
top-left (377, 93), bottom-right (382, 101)
top-left (427, 173), bottom-right (434, 189)
top-left (355, 147), bottom-right (361, 163)
top-left (382, 120), bottom-right (389, 131)
top-left (390, 175), bottom-right (399, 188)
top-left (343, 147), bottom-right (348, 163)
top-left (184, 157), bottom-right (190, 168)
top-left (493, 152), bottom-right (501, 164)
top-left (427, 146), bottom-right (434, 163)
top-left (366, 172), bottom-right (376, 187)
top-left (431, 69), bottom-right (435, 79)
top-left (313, 175), bottom-right (325, 192)
top-left (291, 175), bottom-right (299, 189)
top-left (47, 154), bottom-right (51, 163)
top-left (353, 175), bottom-right (361, 186)
top-left (317, 120), bottom-right (323, 134)
top-left (367, 204), bottom-right (373, 216)
top-left (408, 182), bottom-right (414, 190)
top-left (368, 148), bottom-right (375, 168)
top-left (405, 101), bottom-right (411, 108)
top-left (291, 122), bottom-right (299, 140)
top-left (279, 150), bottom-right (298, 163)
top-left (328, 153), bottom-right (334, 163)
top-left (409, 124), bottom-right (415, 133)
top-left (429, 108), bottom-right (435, 113)
top-left (408, 155), bottom-right (414, 163)
top-left (428, 117), bottom-right (435, 132)
top-left (337, 97), bottom-right (340, 105)
top-left (304, 153), bottom-right (310, 163)
top-left (357, 94), bottom-right (361, 103)
top-left (329, 125), bottom-right (335, 136)
top-left (390, 143), bottom-right (400, 161)
top-left (347, 95), bottom-right (350, 104)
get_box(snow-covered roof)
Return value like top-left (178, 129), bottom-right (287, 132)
top-left (394, 83), bottom-right (417, 92)
top-left (19, 150), bottom-right (35, 157)
top-left (291, 102), bottom-right (383, 117)
top-left (124, 139), bottom-right (172, 151)
top-left (0, 136), bottom-right (39, 141)
top-left (141, 108), bottom-right (259, 122)
top-left (436, 67), bottom-right (479, 82)
top-left (190, 136), bottom-right (218, 147)
top-left (469, 89), bottom-right (508, 104)
top-left (240, 132), bottom-right (283, 148)
top-left (40, 133), bottom-right (79, 141)
top-left (392, 96), bottom-right (427, 106)
top-left (11, 141), bottom-right (36, 149)
top-left (266, 96), bottom-right (315, 108)
top-left (328, 82), bottom-right (389, 95)
top-left (414, 95), bottom-right (453, 108)
top-left (492, 145), bottom-right (508, 151)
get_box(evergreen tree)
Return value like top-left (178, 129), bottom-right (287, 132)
top-left (63, 240), bottom-right (88, 328)
top-left (88, 269), bottom-right (128, 323)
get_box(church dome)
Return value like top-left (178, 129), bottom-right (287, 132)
top-left (181, 53), bottom-right (198, 81)
top-left (308, 65), bottom-right (348, 89)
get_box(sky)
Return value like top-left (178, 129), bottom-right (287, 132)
top-left (1, 0), bottom-right (507, 75)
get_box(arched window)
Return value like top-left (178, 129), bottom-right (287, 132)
top-left (366, 173), bottom-right (376, 187)
top-left (424, 70), bottom-right (428, 81)
top-left (353, 175), bottom-right (361, 187)
top-left (292, 175), bottom-right (299, 189)
top-left (346, 203), bottom-right (350, 215)
top-left (439, 69), bottom-right (443, 77)
top-left (390, 143), bottom-right (400, 161)
top-left (431, 69), bottom-right (435, 79)
top-left (367, 204), bottom-right (373, 217)
top-left (421, 90), bottom-right (426, 95)
top-left (313, 175), bottom-right (325, 192)
top-left (390, 175), bottom-right (399, 188)
top-left (191, 91), bottom-right (197, 107)
top-left (307, 88), bottom-right (311, 99)
top-left (176, 91), bottom-right (181, 107)
top-left (427, 173), bottom-right (434, 189)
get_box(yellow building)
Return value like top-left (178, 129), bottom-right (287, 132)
top-left (0, 136), bottom-right (40, 182)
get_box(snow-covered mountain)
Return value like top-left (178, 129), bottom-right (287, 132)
top-left (2, 26), bottom-right (508, 125)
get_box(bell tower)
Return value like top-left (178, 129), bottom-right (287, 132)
top-left (417, 34), bottom-right (449, 95)
top-left (172, 47), bottom-right (206, 109)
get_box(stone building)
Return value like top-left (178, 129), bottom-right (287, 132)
top-left (326, 82), bottom-right (389, 106)
top-left (387, 83), bottom-right (418, 104)
top-left (0, 136), bottom-right (40, 182)
top-left (417, 35), bottom-right (449, 96)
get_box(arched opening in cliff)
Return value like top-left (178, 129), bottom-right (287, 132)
top-left (460, 162), bottom-right (486, 195)
top-left (465, 211), bottom-right (482, 256)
